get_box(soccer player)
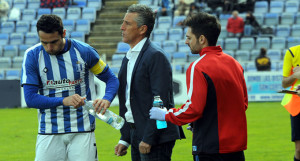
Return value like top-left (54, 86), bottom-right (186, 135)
top-left (150, 12), bottom-right (248, 161)
top-left (21, 14), bottom-right (119, 161)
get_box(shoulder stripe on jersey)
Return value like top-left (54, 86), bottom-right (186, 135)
top-left (288, 49), bottom-right (294, 57)
top-left (173, 54), bottom-right (206, 116)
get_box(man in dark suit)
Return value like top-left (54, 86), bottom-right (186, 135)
top-left (114, 4), bottom-right (185, 161)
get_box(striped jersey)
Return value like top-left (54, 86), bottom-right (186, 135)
top-left (21, 39), bottom-right (107, 134)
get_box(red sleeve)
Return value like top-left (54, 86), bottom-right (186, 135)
top-left (165, 67), bottom-right (207, 126)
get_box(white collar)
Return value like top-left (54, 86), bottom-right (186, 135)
top-left (126, 38), bottom-right (147, 59)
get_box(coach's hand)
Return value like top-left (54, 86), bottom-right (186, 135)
top-left (150, 107), bottom-right (167, 121)
top-left (115, 143), bottom-right (128, 156)
top-left (139, 141), bottom-right (151, 154)
top-left (63, 94), bottom-right (85, 108)
top-left (94, 99), bottom-right (111, 115)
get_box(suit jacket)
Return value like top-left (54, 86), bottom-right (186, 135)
top-left (118, 38), bottom-right (185, 146)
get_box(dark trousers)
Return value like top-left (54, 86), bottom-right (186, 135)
top-left (193, 151), bottom-right (245, 161)
top-left (130, 128), bottom-right (176, 161)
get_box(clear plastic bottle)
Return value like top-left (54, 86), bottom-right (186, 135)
top-left (83, 100), bottom-right (125, 130)
top-left (153, 96), bottom-right (167, 129)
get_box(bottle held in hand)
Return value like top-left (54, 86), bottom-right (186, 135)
top-left (153, 96), bottom-right (167, 129)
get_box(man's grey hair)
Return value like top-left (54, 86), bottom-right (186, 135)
top-left (127, 4), bottom-right (155, 37)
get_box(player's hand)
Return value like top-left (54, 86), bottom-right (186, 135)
top-left (139, 141), bottom-right (151, 154)
top-left (149, 107), bottom-right (167, 121)
top-left (94, 99), bottom-right (111, 115)
top-left (63, 94), bottom-right (85, 109)
top-left (293, 70), bottom-right (300, 79)
top-left (293, 66), bottom-right (300, 73)
top-left (115, 143), bottom-right (128, 156)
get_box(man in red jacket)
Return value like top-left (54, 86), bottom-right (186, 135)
top-left (150, 12), bottom-right (248, 161)
top-left (226, 10), bottom-right (244, 37)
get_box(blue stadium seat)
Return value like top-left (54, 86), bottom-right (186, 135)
top-left (111, 54), bottom-right (125, 67)
top-left (271, 37), bottom-right (286, 50)
top-left (250, 49), bottom-right (260, 60)
top-left (82, 7), bottom-right (96, 22)
top-left (285, 0), bottom-right (299, 13)
top-left (275, 25), bottom-right (290, 37)
top-left (168, 28), bottom-right (183, 41)
top-left (280, 12), bottom-right (295, 25)
top-left (22, 9), bottom-right (36, 21)
top-left (67, 7), bottom-right (81, 20)
top-left (277, 61), bottom-right (283, 71)
top-left (172, 52), bottom-right (187, 63)
top-left (63, 19), bottom-right (75, 36)
top-left (173, 15), bottom-right (186, 27)
top-left (73, 0), bottom-right (87, 7)
top-left (0, 33), bottom-right (9, 45)
top-left (223, 50), bottom-right (234, 58)
top-left (19, 45), bottom-right (30, 57)
top-left (25, 32), bottom-right (39, 45)
top-left (16, 21), bottom-right (30, 33)
top-left (52, 8), bottom-right (66, 19)
top-left (271, 61), bottom-right (278, 71)
top-left (246, 62), bottom-right (257, 72)
top-left (37, 8), bottom-right (51, 19)
top-left (157, 16), bottom-right (172, 29)
top-left (287, 37), bottom-right (300, 48)
top-left (219, 27), bottom-right (227, 39)
top-left (27, 0), bottom-right (40, 9)
top-left (0, 57), bottom-right (12, 68)
top-left (224, 38), bottom-right (239, 50)
top-left (152, 28), bottom-right (168, 42)
top-left (219, 14), bottom-right (231, 27)
top-left (139, 0), bottom-right (152, 5)
top-left (87, 0), bottom-right (102, 11)
top-left (264, 13), bottom-right (279, 26)
top-left (254, 1), bottom-right (269, 14)
top-left (152, 41), bottom-right (161, 48)
top-left (253, 13), bottom-right (264, 25)
top-left (0, 70), bottom-right (4, 79)
top-left (240, 37), bottom-right (255, 50)
top-left (296, 13), bottom-right (300, 24)
top-left (76, 19), bottom-right (90, 34)
top-left (70, 31), bottom-right (85, 42)
top-left (13, 0), bottom-right (27, 9)
top-left (177, 39), bottom-right (189, 53)
top-left (217, 38), bottom-right (224, 48)
top-left (30, 20), bottom-right (37, 32)
top-left (5, 69), bottom-right (21, 80)
top-left (187, 52), bottom-right (198, 62)
top-left (115, 42), bottom-right (130, 54)
top-left (267, 49), bottom-right (282, 61)
top-left (162, 40), bottom-right (177, 53)
top-left (270, 1), bottom-right (284, 13)
top-left (256, 37), bottom-right (271, 49)
top-left (0, 46), bottom-right (2, 56)
top-left (12, 56), bottom-right (24, 68)
top-left (3, 45), bottom-right (18, 57)
top-left (10, 33), bottom-right (24, 45)
top-left (1, 21), bottom-right (15, 33)
top-left (235, 50), bottom-right (250, 62)
top-left (291, 24), bottom-right (300, 37)
top-left (110, 66), bottom-right (120, 75)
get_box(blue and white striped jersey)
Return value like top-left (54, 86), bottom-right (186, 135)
top-left (21, 39), bottom-right (106, 134)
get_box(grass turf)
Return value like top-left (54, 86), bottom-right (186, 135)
top-left (0, 102), bottom-right (294, 161)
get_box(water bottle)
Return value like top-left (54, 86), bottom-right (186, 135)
top-left (153, 96), bottom-right (167, 129)
top-left (83, 100), bottom-right (125, 130)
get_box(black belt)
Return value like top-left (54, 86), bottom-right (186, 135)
top-left (128, 123), bottom-right (136, 129)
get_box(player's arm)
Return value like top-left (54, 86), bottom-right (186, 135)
top-left (282, 49), bottom-right (299, 88)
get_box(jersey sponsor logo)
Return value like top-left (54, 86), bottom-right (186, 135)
top-left (46, 78), bottom-right (83, 90)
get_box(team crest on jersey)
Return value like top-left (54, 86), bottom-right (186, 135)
top-left (76, 61), bottom-right (84, 72)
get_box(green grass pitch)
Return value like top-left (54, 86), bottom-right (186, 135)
top-left (0, 102), bottom-right (294, 161)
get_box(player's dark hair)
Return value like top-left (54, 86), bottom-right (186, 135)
top-left (37, 14), bottom-right (64, 36)
top-left (127, 4), bottom-right (155, 37)
top-left (184, 12), bottom-right (221, 46)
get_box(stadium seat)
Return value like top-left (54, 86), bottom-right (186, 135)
top-left (291, 24), bottom-right (300, 37)
top-left (235, 50), bottom-right (250, 62)
top-left (63, 20), bottom-right (75, 36)
top-left (250, 49), bottom-right (260, 60)
top-left (264, 13), bottom-right (279, 26)
top-left (67, 7), bottom-right (81, 20)
top-left (12, 56), bottom-right (24, 68)
top-left (110, 66), bottom-right (120, 75)
top-left (5, 69), bottom-right (21, 80)
top-left (1, 21), bottom-right (15, 33)
top-left (275, 25), bottom-right (291, 37)
top-left (219, 27), bottom-right (227, 39)
top-left (139, 0), bottom-right (152, 5)
top-left (0, 57), bottom-right (11, 68)
top-left (287, 37), bottom-right (300, 48)
top-left (256, 37), bottom-right (271, 49)
top-left (296, 13), bottom-right (300, 24)
top-left (240, 37), bottom-right (255, 50)
top-left (173, 15), bottom-right (186, 28)
top-left (0, 70), bottom-right (4, 79)
top-left (217, 38), bottom-right (224, 48)
top-left (152, 41), bottom-right (161, 48)
top-left (27, 0), bottom-right (40, 9)
top-left (157, 16), bottom-right (172, 29)
top-left (219, 14), bottom-right (231, 27)
top-left (224, 38), bottom-right (239, 50)
top-left (174, 64), bottom-right (183, 74)
top-left (22, 9), bottom-right (36, 21)
top-left (30, 20), bottom-right (37, 32)
top-left (271, 61), bottom-right (278, 71)
top-left (253, 13), bottom-right (264, 26)
top-left (52, 8), bottom-right (66, 19)
top-left (73, 0), bottom-right (87, 7)
top-left (223, 50), bottom-right (234, 58)
top-left (70, 31), bottom-right (85, 42)
top-left (162, 40), bottom-right (177, 53)
top-left (111, 54), bottom-right (125, 67)
top-left (168, 28), bottom-right (183, 41)
top-left (13, 0), bottom-right (27, 9)
top-left (285, 0), bottom-right (299, 13)
top-left (16, 21), bottom-right (30, 34)
top-left (10, 33), bottom-right (24, 45)
top-left (246, 62), bottom-right (257, 72)
top-left (172, 52), bottom-right (187, 64)
top-left (37, 8), bottom-right (51, 19)
top-left (87, 0), bottom-right (102, 11)
top-left (8, 9), bottom-right (20, 22)
top-left (152, 28), bottom-right (168, 42)
top-left (0, 33), bottom-right (9, 45)
top-left (25, 32), bottom-right (39, 45)
top-left (280, 12), bottom-right (295, 25)
top-left (82, 7), bottom-right (96, 23)
top-left (269, 1), bottom-right (284, 13)
top-left (277, 61), bottom-right (283, 71)
top-left (187, 52), bottom-right (198, 62)
top-left (254, 1), bottom-right (269, 14)
top-left (0, 46), bottom-right (2, 56)
top-left (177, 39), bottom-right (189, 53)
top-left (3, 45), bottom-right (18, 57)
top-left (115, 42), bottom-right (130, 54)
top-left (267, 49), bottom-right (282, 61)
top-left (76, 19), bottom-right (90, 34)
top-left (271, 37), bottom-right (286, 50)
top-left (19, 45), bottom-right (30, 57)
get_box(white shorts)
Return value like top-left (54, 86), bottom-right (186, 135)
top-left (34, 132), bottom-right (98, 161)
